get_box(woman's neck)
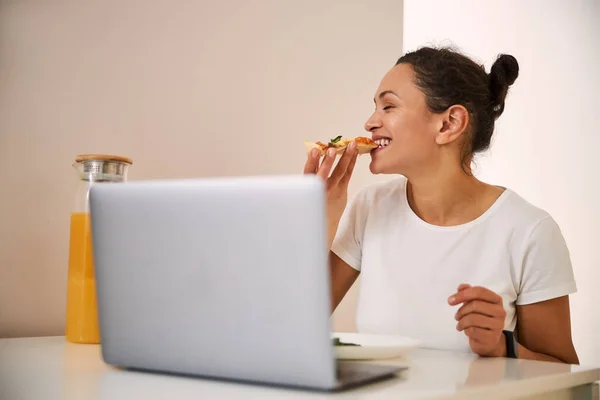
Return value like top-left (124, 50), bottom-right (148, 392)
top-left (405, 167), bottom-right (503, 227)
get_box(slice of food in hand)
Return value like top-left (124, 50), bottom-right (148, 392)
top-left (304, 136), bottom-right (378, 156)
top-left (304, 141), bottom-right (329, 155)
top-left (354, 137), bottom-right (379, 154)
top-left (328, 135), bottom-right (350, 148)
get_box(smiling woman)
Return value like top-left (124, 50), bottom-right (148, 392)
top-left (303, 46), bottom-right (579, 364)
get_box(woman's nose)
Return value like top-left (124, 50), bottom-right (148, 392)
top-left (364, 112), bottom-right (382, 132)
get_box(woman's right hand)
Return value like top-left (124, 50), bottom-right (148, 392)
top-left (303, 141), bottom-right (358, 248)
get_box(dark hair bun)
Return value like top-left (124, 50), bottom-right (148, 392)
top-left (489, 54), bottom-right (519, 118)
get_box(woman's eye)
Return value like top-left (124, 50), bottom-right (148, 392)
top-left (383, 105), bottom-right (394, 111)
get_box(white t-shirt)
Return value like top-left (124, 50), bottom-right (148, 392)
top-left (331, 176), bottom-right (577, 353)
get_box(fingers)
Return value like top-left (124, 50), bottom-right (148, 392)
top-left (303, 141), bottom-right (358, 184)
top-left (456, 313), bottom-right (504, 332)
top-left (451, 285), bottom-right (507, 357)
top-left (455, 300), bottom-right (506, 320)
top-left (339, 149), bottom-right (358, 186)
top-left (448, 286), bottom-right (503, 306)
top-left (464, 327), bottom-right (501, 343)
top-left (305, 148), bottom-right (322, 174)
top-left (303, 148), bottom-right (321, 174)
top-left (316, 148), bottom-right (337, 180)
top-left (329, 142), bottom-right (357, 185)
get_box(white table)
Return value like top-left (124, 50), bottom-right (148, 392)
top-left (0, 337), bottom-right (598, 400)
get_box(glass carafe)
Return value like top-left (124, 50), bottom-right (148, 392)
top-left (65, 154), bottom-right (132, 344)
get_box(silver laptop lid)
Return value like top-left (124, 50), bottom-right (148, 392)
top-left (89, 175), bottom-right (336, 389)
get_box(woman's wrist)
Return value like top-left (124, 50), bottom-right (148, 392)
top-left (491, 335), bottom-right (507, 357)
top-left (327, 221), bottom-right (341, 250)
top-left (327, 229), bottom-right (338, 250)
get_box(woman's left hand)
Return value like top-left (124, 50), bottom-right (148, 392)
top-left (449, 284), bottom-right (507, 357)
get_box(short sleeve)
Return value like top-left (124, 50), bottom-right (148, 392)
top-left (516, 216), bottom-right (577, 305)
top-left (330, 188), bottom-right (370, 271)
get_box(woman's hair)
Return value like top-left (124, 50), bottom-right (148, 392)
top-left (396, 46), bottom-right (519, 167)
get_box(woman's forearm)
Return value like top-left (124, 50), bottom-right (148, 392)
top-left (517, 343), bottom-right (579, 364)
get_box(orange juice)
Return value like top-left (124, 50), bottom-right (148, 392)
top-left (65, 212), bottom-right (100, 343)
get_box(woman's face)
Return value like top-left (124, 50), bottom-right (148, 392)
top-left (365, 63), bottom-right (443, 175)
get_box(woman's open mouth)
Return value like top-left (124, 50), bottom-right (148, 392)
top-left (372, 138), bottom-right (392, 153)
top-left (374, 138), bottom-right (391, 148)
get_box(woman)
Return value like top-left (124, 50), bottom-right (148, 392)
top-left (304, 46), bottom-right (579, 363)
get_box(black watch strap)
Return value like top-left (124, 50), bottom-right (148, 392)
top-left (503, 330), bottom-right (518, 358)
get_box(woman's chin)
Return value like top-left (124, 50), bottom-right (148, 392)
top-left (369, 146), bottom-right (393, 174)
top-left (369, 158), bottom-right (385, 174)
top-left (369, 153), bottom-right (400, 175)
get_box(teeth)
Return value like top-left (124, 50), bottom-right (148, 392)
top-left (375, 138), bottom-right (391, 147)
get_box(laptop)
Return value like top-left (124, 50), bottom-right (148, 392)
top-left (89, 174), bottom-right (404, 391)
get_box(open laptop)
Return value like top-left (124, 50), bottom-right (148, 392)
top-left (89, 174), bottom-right (404, 391)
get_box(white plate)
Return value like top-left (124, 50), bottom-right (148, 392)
top-left (332, 332), bottom-right (421, 360)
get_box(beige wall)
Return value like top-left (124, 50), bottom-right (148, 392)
top-left (0, 1), bottom-right (402, 337)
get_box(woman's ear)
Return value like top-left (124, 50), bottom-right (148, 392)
top-left (435, 105), bottom-right (470, 145)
